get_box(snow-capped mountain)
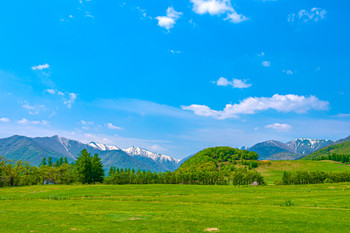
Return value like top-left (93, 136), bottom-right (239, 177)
top-left (286, 138), bottom-right (334, 155)
top-left (123, 146), bottom-right (180, 171)
top-left (123, 146), bottom-right (180, 163)
top-left (89, 142), bottom-right (121, 151)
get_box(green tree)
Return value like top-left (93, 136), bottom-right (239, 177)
top-left (40, 157), bottom-right (47, 167)
top-left (91, 153), bottom-right (104, 183)
top-left (75, 149), bottom-right (93, 184)
top-left (47, 157), bottom-right (53, 167)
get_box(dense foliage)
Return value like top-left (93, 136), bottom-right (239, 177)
top-left (105, 166), bottom-right (265, 185)
top-left (0, 149), bottom-right (104, 187)
top-left (313, 153), bottom-right (350, 164)
top-left (178, 147), bottom-right (259, 172)
top-left (282, 171), bottom-right (350, 185)
top-left (304, 141), bottom-right (350, 160)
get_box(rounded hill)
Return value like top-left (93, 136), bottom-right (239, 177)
top-left (177, 146), bottom-right (259, 172)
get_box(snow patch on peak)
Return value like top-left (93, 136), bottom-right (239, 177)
top-left (123, 146), bottom-right (180, 163)
top-left (89, 142), bottom-right (120, 151)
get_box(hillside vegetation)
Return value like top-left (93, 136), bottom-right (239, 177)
top-left (178, 146), bottom-right (258, 172)
top-left (256, 160), bottom-right (350, 184)
top-left (303, 141), bottom-right (350, 160)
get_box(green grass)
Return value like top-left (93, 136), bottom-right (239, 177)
top-left (256, 160), bottom-right (350, 184)
top-left (1, 184), bottom-right (350, 232)
top-left (304, 141), bottom-right (350, 160)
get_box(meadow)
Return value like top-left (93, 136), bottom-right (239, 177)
top-left (1, 183), bottom-right (350, 232)
top-left (256, 160), bottom-right (350, 184)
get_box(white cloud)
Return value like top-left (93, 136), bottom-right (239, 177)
top-left (182, 94), bottom-right (329, 119)
top-left (225, 11), bottom-right (248, 23)
top-left (191, 0), bottom-right (248, 23)
top-left (107, 123), bottom-right (123, 130)
top-left (17, 118), bottom-right (48, 125)
top-left (265, 123), bottom-right (292, 131)
top-left (288, 8), bottom-right (327, 23)
top-left (283, 70), bottom-right (294, 75)
top-left (22, 102), bottom-right (46, 115)
top-left (0, 118), bottom-right (10, 123)
top-left (31, 64), bottom-right (50, 71)
top-left (63, 93), bottom-right (77, 108)
top-left (262, 61), bottom-right (271, 67)
top-left (170, 49), bottom-right (181, 54)
top-left (156, 7), bottom-right (182, 31)
top-left (136, 6), bottom-right (152, 19)
top-left (45, 89), bottom-right (64, 96)
top-left (216, 77), bottom-right (251, 88)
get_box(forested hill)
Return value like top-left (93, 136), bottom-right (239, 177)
top-left (177, 147), bottom-right (259, 172)
top-left (303, 141), bottom-right (350, 160)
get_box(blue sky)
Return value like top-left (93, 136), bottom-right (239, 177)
top-left (0, 0), bottom-right (349, 159)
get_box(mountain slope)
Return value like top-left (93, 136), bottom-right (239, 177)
top-left (303, 141), bottom-right (350, 160)
top-left (123, 146), bottom-right (180, 171)
top-left (0, 135), bottom-right (164, 171)
top-left (248, 140), bottom-right (292, 160)
top-left (286, 138), bottom-right (334, 155)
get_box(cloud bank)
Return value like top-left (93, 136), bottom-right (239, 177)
top-left (182, 94), bottom-right (329, 119)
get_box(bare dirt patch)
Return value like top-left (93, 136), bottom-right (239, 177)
top-left (204, 228), bottom-right (219, 232)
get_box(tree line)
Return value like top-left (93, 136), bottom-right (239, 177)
top-left (313, 153), bottom-right (350, 164)
top-left (0, 149), bottom-right (104, 187)
top-left (0, 149), bottom-right (265, 187)
top-left (105, 166), bottom-right (265, 185)
top-left (282, 170), bottom-right (350, 185)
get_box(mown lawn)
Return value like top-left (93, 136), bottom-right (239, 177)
top-left (1, 183), bottom-right (350, 232)
top-left (256, 160), bottom-right (350, 184)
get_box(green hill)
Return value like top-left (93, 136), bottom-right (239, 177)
top-left (256, 160), bottom-right (350, 184)
top-left (303, 141), bottom-right (350, 160)
top-left (177, 146), bottom-right (259, 172)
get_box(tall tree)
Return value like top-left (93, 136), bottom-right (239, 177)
top-left (48, 157), bottom-right (53, 167)
top-left (75, 149), bottom-right (93, 184)
top-left (91, 153), bottom-right (104, 183)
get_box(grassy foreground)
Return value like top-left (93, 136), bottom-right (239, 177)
top-left (1, 184), bottom-right (350, 232)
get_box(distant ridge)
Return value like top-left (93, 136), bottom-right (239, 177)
top-left (246, 138), bottom-right (338, 160)
top-left (0, 135), bottom-right (181, 172)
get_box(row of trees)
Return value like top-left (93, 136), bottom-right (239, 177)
top-left (0, 149), bottom-right (104, 187)
top-left (282, 171), bottom-right (350, 185)
top-left (313, 153), bottom-right (350, 164)
top-left (105, 166), bottom-right (265, 185)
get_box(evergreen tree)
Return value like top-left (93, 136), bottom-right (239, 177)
top-left (40, 157), bottom-right (47, 167)
top-left (75, 149), bottom-right (93, 184)
top-left (48, 157), bottom-right (53, 167)
top-left (91, 153), bottom-right (104, 183)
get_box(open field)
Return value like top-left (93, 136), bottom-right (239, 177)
top-left (1, 184), bottom-right (350, 232)
top-left (256, 160), bottom-right (350, 184)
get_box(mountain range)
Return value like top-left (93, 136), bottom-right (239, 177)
top-left (246, 137), bottom-right (349, 160)
top-left (0, 135), bottom-right (349, 172)
top-left (0, 135), bottom-right (181, 172)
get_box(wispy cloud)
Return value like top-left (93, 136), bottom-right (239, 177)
top-left (107, 123), bottom-right (123, 130)
top-left (182, 94), bottom-right (329, 119)
top-left (31, 64), bottom-right (50, 71)
top-left (262, 61), bottom-right (271, 67)
top-left (63, 93), bottom-right (77, 108)
top-left (0, 117), bottom-right (10, 123)
top-left (45, 89), bottom-right (77, 108)
top-left (17, 118), bottom-right (48, 125)
top-left (156, 7), bottom-right (182, 31)
top-left (216, 77), bottom-right (251, 88)
top-left (22, 101), bottom-right (46, 115)
top-left (265, 123), bottom-right (292, 131)
top-left (288, 8), bottom-right (327, 23)
top-left (191, 0), bottom-right (248, 23)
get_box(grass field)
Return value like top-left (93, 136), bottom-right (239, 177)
top-left (1, 184), bottom-right (350, 232)
top-left (256, 160), bottom-right (350, 184)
